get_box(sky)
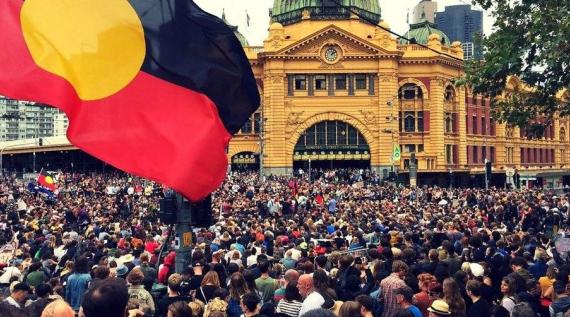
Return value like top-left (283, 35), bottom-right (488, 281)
top-left (194, 0), bottom-right (494, 46)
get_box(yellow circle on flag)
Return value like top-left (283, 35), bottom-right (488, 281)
top-left (20, 0), bottom-right (146, 101)
top-left (45, 176), bottom-right (54, 184)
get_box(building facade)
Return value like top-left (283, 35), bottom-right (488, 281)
top-left (412, 0), bottom-right (437, 24)
top-left (1, 1), bottom-right (569, 189)
top-left (0, 95), bottom-right (62, 141)
top-left (435, 4), bottom-right (483, 60)
top-left (228, 0), bottom-right (570, 188)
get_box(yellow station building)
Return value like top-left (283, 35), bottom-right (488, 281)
top-left (228, 0), bottom-right (570, 188)
top-left (1, 0), bottom-right (569, 189)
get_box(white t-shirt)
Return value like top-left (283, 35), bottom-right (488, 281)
top-left (0, 267), bottom-right (22, 284)
top-left (299, 291), bottom-right (325, 316)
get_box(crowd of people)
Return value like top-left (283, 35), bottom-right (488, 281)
top-left (0, 168), bottom-right (569, 317)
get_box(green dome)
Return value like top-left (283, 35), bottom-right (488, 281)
top-left (271, 0), bottom-right (381, 26)
top-left (399, 21), bottom-right (450, 45)
top-left (222, 11), bottom-right (249, 47)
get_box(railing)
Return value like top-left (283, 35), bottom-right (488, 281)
top-left (272, 6), bottom-right (381, 26)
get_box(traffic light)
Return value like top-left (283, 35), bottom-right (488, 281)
top-left (190, 195), bottom-right (213, 228)
top-left (38, 138), bottom-right (43, 146)
top-left (159, 195), bottom-right (177, 224)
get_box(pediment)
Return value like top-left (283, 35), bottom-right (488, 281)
top-left (277, 25), bottom-right (389, 58)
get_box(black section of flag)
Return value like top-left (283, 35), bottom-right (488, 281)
top-left (129, 0), bottom-right (260, 134)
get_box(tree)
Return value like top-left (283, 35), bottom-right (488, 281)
top-left (462, 0), bottom-right (570, 136)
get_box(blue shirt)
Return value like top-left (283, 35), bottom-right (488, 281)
top-left (408, 305), bottom-right (423, 317)
top-left (65, 273), bottom-right (91, 311)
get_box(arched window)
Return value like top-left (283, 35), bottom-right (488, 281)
top-left (560, 127), bottom-right (566, 141)
top-left (399, 83), bottom-right (423, 100)
top-left (444, 85), bottom-right (455, 102)
top-left (295, 120), bottom-right (367, 150)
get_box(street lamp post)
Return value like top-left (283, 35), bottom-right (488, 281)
top-left (308, 158), bottom-right (311, 182)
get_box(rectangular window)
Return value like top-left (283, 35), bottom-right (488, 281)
top-left (482, 146), bottom-right (487, 161)
top-left (446, 144), bottom-right (453, 164)
top-left (472, 116), bottom-right (477, 134)
top-left (404, 111), bottom-right (415, 132)
top-left (490, 147), bottom-right (495, 163)
top-left (417, 111), bottom-right (424, 132)
top-left (490, 118), bottom-right (495, 135)
top-left (403, 144), bottom-right (416, 153)
top-left (306, 127), bottom-right (316, 146)
top-left (253, 113), bottom-right (261, 134)
top-left (481, 117), bottom-right (486, 135)
top-left (355, 74), bottom-right (367, 90)
top-left (335, 75), bottom-right (347, 90)
top-left (473, 145), bottom-right (479, 163)
top-left (315, 75), bottom-right (327, 90)
top-left (294, 75), bottom-right (307, 90)
top-left (326, 121), bottom-right (337, 145)
top-left (418, 144), bottom-right (424, 152)
top-left (316, 123), bottom-right (326, 145)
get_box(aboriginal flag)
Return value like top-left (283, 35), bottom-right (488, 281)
top-left (0, 0), bottom-right (260, 201)
top-left (37, 170), bottom-right (57, 191)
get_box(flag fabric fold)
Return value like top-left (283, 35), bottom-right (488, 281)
top-left (0, 0), bottom-right (260, 201)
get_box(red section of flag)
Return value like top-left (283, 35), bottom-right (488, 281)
top-left (0, 0), bottom-right (231, 201)
top-left (37, 172), bottom-right (57, 191)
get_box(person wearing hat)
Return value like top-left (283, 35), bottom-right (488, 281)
top-left (466, 280), bottom-right (490, 317)
top-left (427, 300), bottom-right (452, 317)
top-left (396, 286), bottom-right (423, 317)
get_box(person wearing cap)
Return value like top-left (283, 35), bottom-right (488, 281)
top-left (466, 280), bottom-right (490, 317)
top-left (396, 286), bottom-right (423, 317)
top-left (427, 300), bottom-right (452, 317)
top-left (3, 282), bottom-right (31, 308)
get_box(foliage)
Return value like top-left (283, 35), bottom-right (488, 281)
top-left (460, 0), bottom-right (570, 135)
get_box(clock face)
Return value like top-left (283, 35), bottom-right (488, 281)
top-left (324, 47), bottom-right (338, 62)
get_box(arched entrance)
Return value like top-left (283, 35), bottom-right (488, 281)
top-left (293, 120), bottom-right (370, 170)
top-left (230, 152), bottom-right (259, 171)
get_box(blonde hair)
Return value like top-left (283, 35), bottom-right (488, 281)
top-left (41, 300), bottom-right (74, 317)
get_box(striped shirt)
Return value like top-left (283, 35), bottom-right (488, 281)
top-left (277, 299), bottom-right (303, 317)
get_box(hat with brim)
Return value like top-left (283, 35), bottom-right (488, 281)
top-left (428, 300), bottom-right (451, 315)
top-left (119, 254), bottom-right (135, 265)
top-left (116, 265), bottom-right (128, 277)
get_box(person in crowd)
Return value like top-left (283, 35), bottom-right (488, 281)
top-left (227, 272), bottom-right (249, 317)
top-left (443, 278), bottom-right (466, 317)
top-left (40, 299), bottom-right (75, 317)
top-left (157, 273), bottom-right (185, 317)
top-left (549, 281), bottom-right (570, 317)
top-left (275, 269), bottom-right (300, 302)
top-left (339, 301), bottom-right (362, 317)
top-left (127, 267), bottom-right (155, 315)
top-left (513, 302), bottom-right (538, 317)
top-left (466, 280), bottom-right (490, 317)
top-left (196, 271), bottom-right (222, 303)
top-left (415, 273), bottom-right (437, 317)
top-left (80, 278), bottom-right (130, 317)
top-left (167, 301), bottom-right (193, 317)
top-left (26, 283), bottom-right (58, 317)
top-left (64, 256), bottom-right (92, 312)
top-left (3, 282), bottom-right (31, 308)
top-left (276, 281), bottom-right (304, 317)
top-left (298, 274), bottom-right (325, 316)
top-left (427, 300), bottom-right (452, 317)
top-left (500, 277), bottom-right (517, 314)
top-left (396, 286), bottom-right (423, 317)
top-left (381, 261), bottom-right (409, 317)
top-left (255, 260), bottom-right (278, 304)
top-left (240, 291), bottom-right (262, 317)
top-left (356, 295), bottom-right (376, 317)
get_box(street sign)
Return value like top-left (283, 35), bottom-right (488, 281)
top-left (392, 144), bottom-right (401, 161)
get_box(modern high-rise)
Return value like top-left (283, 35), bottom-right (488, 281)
top-left (412, 0), bottom-right (437, 24)
top-left (0, 95), bottom-right (62, 141)
top-left (435, 4), bottom-right (483, 60)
